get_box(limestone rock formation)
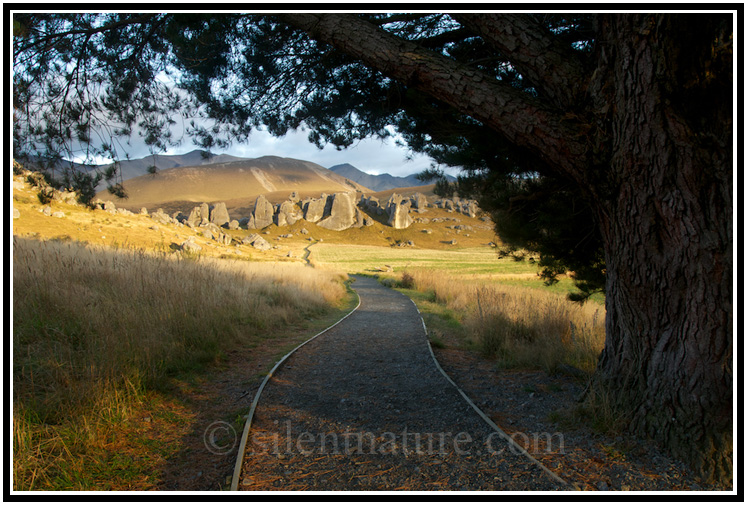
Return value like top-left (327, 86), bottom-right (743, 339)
top-left (385, 194), bottom-right (413, 229)
top-left (186, 202), bottom-right (211, 228)
top-left (248, 195), bottom-right (275, 229)
top-left (318, 192), bottom-right (357, 231)
top-left (242, 233), bottom-right (272, 251)
top-left (275, 200), bottom-right (301, 227)
top-left (151, 208), bottom-right (175, 225)
top-left (180, 237), bottom-right (202, 254)
top-left (199, 203), bottom-right (210, 226)
top-left (210, 202), bottom-right (231, 228)
top-left (302, 195), bottom-right (327, 223)
top-left (411, 192), bottom-right (429, 211)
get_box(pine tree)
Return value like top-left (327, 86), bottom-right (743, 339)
top-left (13, 12), bottom-right (733, 484)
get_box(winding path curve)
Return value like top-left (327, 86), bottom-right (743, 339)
top-left (234, 276), bottom-right (567, 491)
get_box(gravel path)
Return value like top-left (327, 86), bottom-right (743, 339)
top-left (237, 276), bottom-right (567, 491)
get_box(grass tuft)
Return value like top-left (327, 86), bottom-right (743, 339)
top-left (399, 269), bottom-right (605, 375)
top-left (12, 236), bottom-right (347, 490)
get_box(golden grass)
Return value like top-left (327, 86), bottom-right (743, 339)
top-left (399, 269), bottom-right (605, 374)
top-left (12, 236), bottom-right (347, 490)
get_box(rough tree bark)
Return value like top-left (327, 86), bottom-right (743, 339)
top-left (591, 15), bottom-right (733, 484)
top-left (281, 13), bottom-right (733, 485)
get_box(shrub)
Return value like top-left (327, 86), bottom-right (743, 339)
top-left (400, 271), bottom-right (416, 289)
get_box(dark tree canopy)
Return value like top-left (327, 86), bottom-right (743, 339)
top-left (13, 11), bottom-right (733, 485)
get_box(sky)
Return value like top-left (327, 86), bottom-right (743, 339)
top-left (72, 117), bottom-right (462, 179)
top-left (159, 127), bottom-right (457, 178)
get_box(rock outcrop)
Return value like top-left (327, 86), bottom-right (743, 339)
top-left (301, 195), bottom-right (327, 223)
top-left (317, 192), bottom-right (358, 231)
top-left (434, 196), bottom-right (480, 218)
top-left (242, 233), bottom-right (272, 251)
top-left (180, 237), bottom-right (202, 254)
top-left (247, 195), bottom-right (275, 229)
top-left (275, 200), bottom-right (301, 227)
top-left (210, 202), bottom-right (231, 228)
top-left (385, 194), bottom-right (414, 229)
top-left (186, 202), bottom-right (211, 228)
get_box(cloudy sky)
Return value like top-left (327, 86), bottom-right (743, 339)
top-left (158, 127), bottom-right (457, 178)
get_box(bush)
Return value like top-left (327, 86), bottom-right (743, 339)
top-left (400, 271), bottom-right (416, 289)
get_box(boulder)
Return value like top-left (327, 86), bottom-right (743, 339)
top-left (180, 237), bottom-right (202, 254)
top-left (302, 196), bottom-right (327, 223)
top-left (276, 200), bottom-right (301, 226)
top-left (353, 207), bottom-right (365, 228)
top-left (386, 196), bottom-right (413, 229)
top-left (201, 222), bottom-right (231, 244)
top-left (57, 190), bottom-right (78, 205)
top-left (228, 219), bottom-right (240, 230)
top-left (151, 209), bottom-right (173, 225)
top-left (242, 233), bottom-right (272, 251)
top-left (185, 206), bottom-right (200, 228)
top-left (199, 203), bottom-right (211, 226)
top-left (210, 202), bottom-right (231, 228)
top-left (464, 200), bottom-right (478, 218)
top-left (186, 203), bottom-right (211, 228)
top-left (411, 192), bottom-right (429, 210)
top-left (360, 195), bottom-right (381, 213)
top-left (250, 195), bottom-right (275, 229)
top-left (318, 192), bottom-right (357, 231)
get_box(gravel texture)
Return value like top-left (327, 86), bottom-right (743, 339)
top-left (237, 276), bottom-right (566, 491)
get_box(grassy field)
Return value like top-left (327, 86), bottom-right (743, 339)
top-left (393, 269), bottom-right (605, 374)
top-left (12, 236), bottom-right (351, 490)
top-left (12, 168), bottom-right (607, 490)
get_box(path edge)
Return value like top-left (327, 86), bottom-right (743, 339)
top-left (229, 283), bottom-right (362, 491)
top-left (409, 299), bottom-right (571, 490)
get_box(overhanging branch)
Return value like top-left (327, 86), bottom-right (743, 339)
top-left (452, 14), bottom-right (588, 108)
top-left (279, 13), bottom-right (590, 187)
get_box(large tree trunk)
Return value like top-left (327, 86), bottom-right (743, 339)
top-left (592, 15), bottom-right (733, 485)
top-left (283, 12), bottom-right (734, 485)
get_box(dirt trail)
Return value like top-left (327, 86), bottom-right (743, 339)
top-left (237, 276), bottom-right (565, 491)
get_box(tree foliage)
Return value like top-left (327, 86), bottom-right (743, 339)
top-left (14, 12), bottom-right (610, 296)
top-left (13, 13), bottom-right (734, 484)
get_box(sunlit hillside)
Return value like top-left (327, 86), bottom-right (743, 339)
top-left (98, 155), bottom-right (372, 215)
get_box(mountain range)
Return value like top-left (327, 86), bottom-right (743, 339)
top-left (98, 155), bottom-right (371, 215)
top-left (84, 150), bottom-right (454, 215)
top-left (328, 163), bottom-right (456, 191)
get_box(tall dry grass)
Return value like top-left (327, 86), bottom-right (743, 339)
top-left (403, 269), bottom-right (605, 374)
top-left (12, 236), bottom-right (347, 490)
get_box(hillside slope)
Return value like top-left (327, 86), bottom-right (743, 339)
top-left (109, 150), bottom-right (247, 183)
top-left (329, 163), bottom-right (456, 191)
top-left (99, 155), bottom-right (372, 213)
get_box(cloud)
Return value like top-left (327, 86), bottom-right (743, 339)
top-left (84, 122), bottom-right (461, 178)
top-left (221, 128), bottom-right (453, 178)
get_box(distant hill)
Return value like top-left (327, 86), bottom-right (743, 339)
top-left (98, 155), bottom-right (372, 215)
top-left (92, 150), bottom-right (247, 190)
top-left (328, 163), bottom-right (456, 192)
top-left (29, 149), bottom-right (247, 191)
